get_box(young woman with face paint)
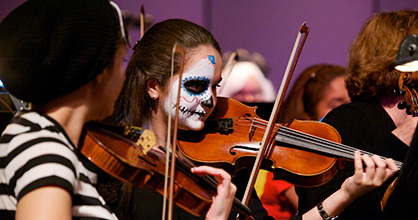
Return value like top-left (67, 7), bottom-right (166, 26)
top-left (107, 19), bottom-right (398, 220)
top-left (154, 49), bottom-right (222, 136)
top-left (103, 19), bottom-right (237, 220)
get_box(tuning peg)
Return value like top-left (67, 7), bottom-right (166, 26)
top-left (397, 101), bottom-right (409, 110)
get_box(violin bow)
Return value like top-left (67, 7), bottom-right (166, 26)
top-left (140, 5), bottom-right (145, 39)
top-left (162, 43), bottom-right (186, 220)
top-left (242, 22), bottom-right (310, 205)
top-left (131, 5), bottom-right (145, 51)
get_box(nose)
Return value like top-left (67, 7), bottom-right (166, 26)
top-left (201, 96), bottom-right (214, 108)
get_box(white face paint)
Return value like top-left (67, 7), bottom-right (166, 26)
top-left (164, 55), bottom-right (216, 130)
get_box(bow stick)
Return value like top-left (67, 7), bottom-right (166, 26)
top-left (242, 22), bottom-right (310, 205)
top-left (161, 43), bottom-right (186, 220)
top-left (140, 5), bottom-right (145, 39)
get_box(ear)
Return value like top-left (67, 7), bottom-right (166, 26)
top-left (94, 72), bottom-right (105, 85)
top-left (94, 63), bottom-right (114, 86)
top-left (147, 79), bottom-right (161, 100)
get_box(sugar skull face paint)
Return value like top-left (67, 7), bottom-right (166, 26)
top-left (164, 55), bottom-right (218, 131)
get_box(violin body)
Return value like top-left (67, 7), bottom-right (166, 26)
top-left (178, 97), bottom-right (343, 187)
top-left (80, 121), bottom-right (254, 219)
top-left (81, 122), bottom-right (215, 216)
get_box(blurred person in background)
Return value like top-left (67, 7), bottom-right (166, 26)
top-left (218, 48), bottom-right (276, 104)
top-left (261, 64), bottom-right (350, 220)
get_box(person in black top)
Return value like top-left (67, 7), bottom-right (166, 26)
top-left (294, 9), bottom-right (418, 220)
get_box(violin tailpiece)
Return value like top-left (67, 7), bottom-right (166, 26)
top-left (136, 129), bottom-right (156, 154)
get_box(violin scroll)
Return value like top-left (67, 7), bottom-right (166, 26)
top-left (395, 72), bottom-right (418, 116)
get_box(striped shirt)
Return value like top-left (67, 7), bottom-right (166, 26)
top-left (0, 111), bottom-right (118, 220)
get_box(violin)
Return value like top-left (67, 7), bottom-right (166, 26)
top-left (79, 121), bottom-right (254, 219)
top-left (395, 71), bottom-right (418, 116)
top-left (381, 70), bottom-right (418, 208)
top-left (177, 97), bottom-right (404, 187)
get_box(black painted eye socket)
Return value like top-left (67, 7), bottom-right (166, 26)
top-left (184, 79), bottom-right (209, 94)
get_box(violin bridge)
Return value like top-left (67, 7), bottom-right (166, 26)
top-left (136, 129), bottom-right (156, 154)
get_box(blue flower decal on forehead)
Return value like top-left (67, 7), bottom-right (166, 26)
top-left (207, 55), bottom-right (215, 65)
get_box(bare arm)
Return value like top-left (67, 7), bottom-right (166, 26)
top-left (301, 151), bottom-right (398, 220)
top-left (16, 186), bottom-right (72, 220)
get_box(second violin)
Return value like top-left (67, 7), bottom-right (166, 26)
top-left (177, 97), bottom-right (403, 187)
top-left (80, 121), bottom-right (254, 219)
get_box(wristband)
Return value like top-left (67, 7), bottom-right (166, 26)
top-left (317, 201), bottom-right (339, 220)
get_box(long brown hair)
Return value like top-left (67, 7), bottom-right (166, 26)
top-left (105, 19), bottom-right (221, 219)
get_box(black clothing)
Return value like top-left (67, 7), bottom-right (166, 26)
top-left (123, 169), bottom-right (273, 220)
top-left (380, 125), bottom-right (418, 219)
top-left (293, 100), bottom-right (408, 220)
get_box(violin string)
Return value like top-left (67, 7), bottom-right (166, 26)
top-left (277, 125), bottom-right (403, 168)
top-left (413, 90), bottom-right (418, 115)
top-left (232, 118), bottom-right (366, 157)
top-left (225, 117), bottom-right (403, 169)
top-left (278, 127), bottom-right (362, 158)
top-left (273, 123), bottom-right (402, 169)
top-left (279, 127), bottom-right (401, 169)
top-left (229, 118), bottom-right (356, 157)
top-left (232, 117), bottom-right (403, 167)
top-left (280, 126), bottom-right (373, 158)
top-left (283, 128), bottom-right (404, 168)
